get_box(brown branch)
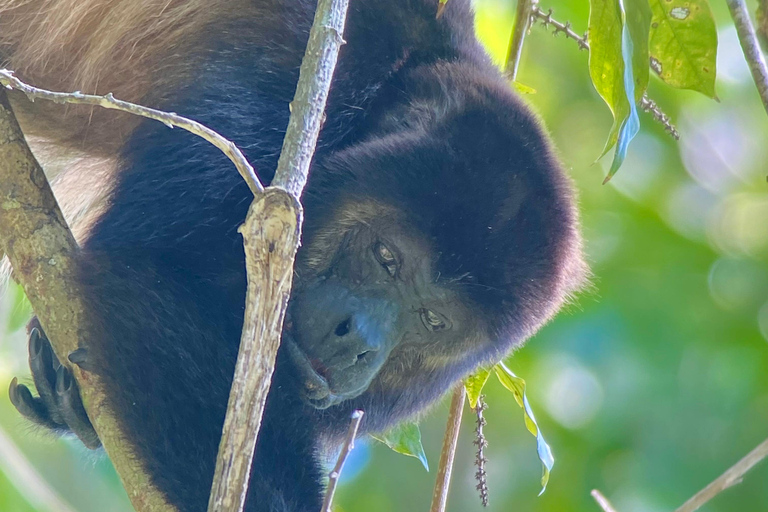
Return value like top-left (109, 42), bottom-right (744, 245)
top-left (321, 410), bottom-right (364, 512)
top-left (206, 0), bottom-right (350, 509)
top-left (674, 437), bottom-right (768, 512)
top-left (429, 386), bottom-right (467, 512)
top-left (591, 489), bottom-right (619, 512)
top-left (0, 91), bottom-right (176, 511)
top-left (726, 0), bottom-right (768, 116)
top-left (0, 70), bottom-right (263, 197)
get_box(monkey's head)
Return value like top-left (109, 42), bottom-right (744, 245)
top-left (284, 64), bottom-right (587, 433)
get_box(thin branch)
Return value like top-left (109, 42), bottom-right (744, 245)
top-left (206, 0), bottom-right (350, 509)
top-left (0, 69), bottom-right (263, 196)
top-left (321, 410), bottom-right (364, 512)
top-left (473, 395), bottom-right (489, 507)
top-left (429, 386), bottom-right (467, 512)
top-left (530, 6), bottom-right (679, 139)
top-left (0, 91), bottom-right (176, 512)
top-left (674, 437), bottom-right (768, 512)
top-left (639, 96), bottom-right (680, 140)
top-left (726, 0), bottom-right (768, 115)
top-left (591, 489), bottom-right (619, 512)
top-left (271, 0), bottom-right (350, 199)
top-left (505, 0), bottom-right (537, 81)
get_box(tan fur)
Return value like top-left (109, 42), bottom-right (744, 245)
top-left (0, 0), bottom-right (246, 151)
top-left (0, 0), bottom-right (246, 279)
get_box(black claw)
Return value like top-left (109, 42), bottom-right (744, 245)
top-left (29, 328), bottom-right (42, 357)
top-left (9, 377), bottom-right (57, 429)
top-left (55, 366), bottom-right (73, 394)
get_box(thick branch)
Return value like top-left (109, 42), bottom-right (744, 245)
top-left (429, 386), bottom-right (467, 512)
top-left (726, 0), bottom-right (768, 115)
top-left (207, 0), bottom-right (350, 509)
top-left (0, 91), bottom-right (175, 512)
top-left (674, 437), bottom-right (768, 512)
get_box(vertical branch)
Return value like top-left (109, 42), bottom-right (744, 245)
top-left (0, 91), bottom-right (176, 512)
top-left (207, 0), bottom-right (350, 510)
top-left (726, 0), bottom-right (768, 115)
top-left (271, 0), bottom-right (350, 199)
top-left (504, 0), bottom-right (537, 81)
top-left (429, 386), bottom-right (467, 512)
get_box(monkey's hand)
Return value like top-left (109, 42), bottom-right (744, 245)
top-left (9, 320), bottom-right (101, 449)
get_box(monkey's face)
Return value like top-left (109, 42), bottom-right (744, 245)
top-left (286, 200), bottom-right (478, 411)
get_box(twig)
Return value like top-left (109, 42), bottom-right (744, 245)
top-left (639, 96), bottom-right (680, 140)
top-left (674, 437), bottom-right (768, 512)
top-left (321, 410), bottom-right (364, 512)
top-left (505, 0), bottom-right (537, 81)
top-left (531, 6), bottom-right (589, 51)
top-left (530, 6), bottom-right (679, 138)
top-left (591, 489), bottom-right (618, 512)
top-left (206, 0), bottom-right (350, 510)
top-left (726, 0), bottom-right (768, 115)
top-left (0, 91), bottom-right (176, 511)
top-left (0, 69), bottom-right (263, 196)
top-left (473, 395), bottom-right (489, 507)
top-left (429, 386), bottom-right (467, 512)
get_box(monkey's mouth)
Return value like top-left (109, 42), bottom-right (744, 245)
top-left (285, 337), bottom-right (345, 410)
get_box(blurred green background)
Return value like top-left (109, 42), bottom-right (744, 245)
top-left (1, 1), bottom-right (767, 511)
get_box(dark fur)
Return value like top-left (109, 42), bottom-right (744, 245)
top-left (5, 0), bottom-right (585, 510)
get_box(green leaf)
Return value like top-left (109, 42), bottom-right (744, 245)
top-left (589, 0), bottom-right (649, 182)
top-left (649, 0), bottom-right (718, 98)
top-left (626, 0), bottom-right (652, 102)
top-left (589, 0), bottom-right (627, 158)
top-left (371, 422), bottom-right (429, 471)
top-left (464, 367), bottom-right (491, 408)
top-left (512, 81), bottom-right (537, 94)
top-left (494, 362), bottom-right (554, 495)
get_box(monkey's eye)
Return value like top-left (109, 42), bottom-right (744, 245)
top-left (419, 308), bottom-right (450, 332)
top-left (373, 242), bottom-right (398, 277)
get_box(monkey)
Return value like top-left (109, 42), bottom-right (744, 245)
top-left (0, 0), bottom-right (587, 510)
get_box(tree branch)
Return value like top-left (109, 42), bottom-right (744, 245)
top-left (0, 70), bottom-right (263, 196)
top-left (429, 386), bottom-right (467, 512)
top-left (591, 489), bottom-right (618, 512)
top-left (321, 410), bottom-right (364, 512)
top-left (726, 0), bottom-right (768, 115)
top-left (206, 0), bottom-right (350, 509)
top-left (0, 91), bottom-right (176, 512)
top-left (674, 436), bottom-right (768, 512)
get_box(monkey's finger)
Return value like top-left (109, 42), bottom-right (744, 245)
top-left (27, 328), bottom-right (66, 424)
top-left (55, 367), bottom-right (101, 449)
top-left (9, 377), bottom-right (59, 429)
